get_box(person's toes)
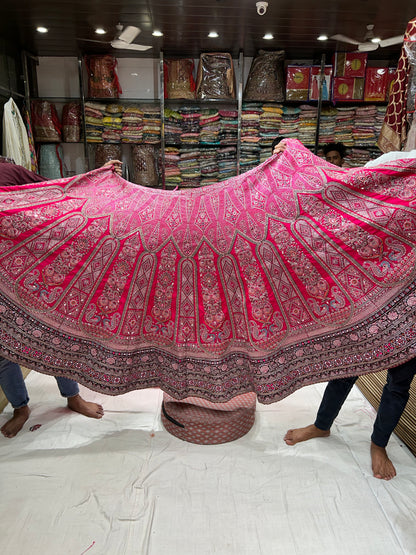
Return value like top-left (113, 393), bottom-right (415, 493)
top-left (284, 430), bottom-right (295, 445)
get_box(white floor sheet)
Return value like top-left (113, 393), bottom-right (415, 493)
top-left (0, 372), bottom-right (415, 555)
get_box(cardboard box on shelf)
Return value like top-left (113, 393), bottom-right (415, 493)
top-left (286, 66), bottom-right (310, 101)
top-left (333, 77), bottom-right (364, 101)
top-left (334, 52), bottom-right (368, 78)
top-left (364, 67), bottom-right (388, 102)
top-left (309, 66), bottom-right (333, 101)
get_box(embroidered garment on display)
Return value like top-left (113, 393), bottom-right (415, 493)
top-left (1, 139), bottom-right (416, 404)
top-left (2, 98), bottom-right (32, 170)
top-left (378, 17), bottom-right (416, 152)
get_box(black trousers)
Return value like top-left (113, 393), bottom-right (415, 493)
top-left (314, 358), bottom-right (416, 447)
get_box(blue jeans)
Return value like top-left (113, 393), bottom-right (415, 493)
top-left (0, 356), bottom-right (79, 409)
top-left (314, 358), bottom-right (416, 447)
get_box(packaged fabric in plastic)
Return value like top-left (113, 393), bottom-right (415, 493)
top-left (196, 53), bottom-right (235, 100)
top-left (94, 144), bottom-right (122, 169)
top-left (243, 50), bottom-right (285, 102)
top-left (405, 39), bottom-right (416, 123)
top-left (31, 100), bottom-right (62, 142)
top-left (85, 55), bottom-right (122, 98)
top-left (164, 59), bottom-right (196, 99)
top-left (62, 102), bottom-right (81, 142)
top-left (39, 144), bottom-right (65, 179)
top-left (132, 144), bottom-right (159, 187)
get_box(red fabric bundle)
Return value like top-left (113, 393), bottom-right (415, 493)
top-left (30, 100), bottom-right (61, 143)
top-left (85, 55), bottom-right (122, 98)
top-left (62, 103), bottom-right (81, 142)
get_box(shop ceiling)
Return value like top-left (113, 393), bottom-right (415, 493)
top-left (1, 0), bottom-right (414, 62)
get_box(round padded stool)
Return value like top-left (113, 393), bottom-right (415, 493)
top-left (161, 392), bottom-right (256, 445)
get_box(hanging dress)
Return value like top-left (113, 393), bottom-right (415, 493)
top-left (2, 97), bottom-right (32, 170)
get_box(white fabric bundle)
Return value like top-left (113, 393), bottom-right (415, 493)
top-left (2, 97), bottom-right (31, 170)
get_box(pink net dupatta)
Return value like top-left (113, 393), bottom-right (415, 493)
top-left (378, 17), bottom-right (416, 152)
top-left (1, 139), bottom-right (416, 403)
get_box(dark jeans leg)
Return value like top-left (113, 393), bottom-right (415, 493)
top-left (314, 376), bottom-right (358, 431)
top-left (371, 359), bottom-right (416, 448)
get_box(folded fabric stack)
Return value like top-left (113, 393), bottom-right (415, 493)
top-left (142, 104), bottom-right (161, 144)
top-left (353, 105), bottom-right (378, 147)
top-left (219, 109), bottom-right (238, 145)
top-left (344, 147), bottom-right (374, 167)
top-left (178, 148), bottom-right (201, 187)
top-left (374, 105), bottom-right (387, 139)
top-left (217, 145), bottom-right (237, 180)
top-left (85, 101), bottom-right (105, 143)
top-left (164, 108), bottom-right (183, 145)
top-left (258, 104), bottom-right (283, 148)
top-left (200, 109), bottom-right (221, 145)
top-left (102, 104), bottom-right (123, 143)
top-left (333, 107), bottom-right (355, 147)
top-left (199, 147), bottom-right (219, 185)
top-left (121, 105), bottom-right (143, 143)
top-left (241, 104), bottom-right (261, 144)
top-left (279, 106), bottom-right (301, 139)
top-left (240, 143), bottom-right (261, 171)
top-left (180, 107), bottom-right (201, 145)
top-left (318, 107), bottom-right (337, 144)
top-left (298, 104), bottom-right (318, 146)
top-left (164, 146), bottom-right (182, 188)
top-left (240, 103), bottom-right (261, 170)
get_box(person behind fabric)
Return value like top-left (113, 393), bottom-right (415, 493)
top-left (0, 159), bottom-right (122, 438)
top-left (322, 142), bottom-right (346, 167)
top-left (284, 149), bottom-right (416, 481)
top-left (271, 136), bottom-right (284, 153)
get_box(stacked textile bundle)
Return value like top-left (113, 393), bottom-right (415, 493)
top-left (353, 105), bottom-right (378, 147)
top-left (219, 109), bottom-right (238, 145)
top-left (163, 105), bottom-right (239, 188)
top-left (142, 105), bottom-right (161, 144)
top-left (200, 109), bottom-right (221, 145)
top-left (178, 148), bottom-right (201, 187)
top-left (344, 148), bottom-right (374, 167)
top-left (164, 147), bottom-right (182, 188)
top-left (180, 107), bottom-right (201, 145)
top-left (217, 145), bottom-right (237, 180)
top-left (298, 104), bottom-right (318, 146)
top-left (279, 106), bottom-right (301, 139)
top-left (85, 102), bottom-right (160, 145)
top-left (164, 108), bottom-right (183, 145)
top-left (241, 104), bottom-right (261, 144)
top-left (199, 147), bottom-right (219, 185)
top-left (259, 104), bottom-right (283, 148)
top-left (240, 103), bottom-right (261, 170)
top-left (121, 106), bottom-right (143, 143)
top-left (374, 105), bottom-right (387, 138)
top-left (102, 104), bottom-right (123, 143)
top-left (85, 101), bottom-right (105, 143)
top-left (334, 107), bottom-right (355, 147)
top-left (318, 107), bottom-right (337, 144)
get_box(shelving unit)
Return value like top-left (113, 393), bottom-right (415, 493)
top-left (24, 52), bottom-right (387, 187)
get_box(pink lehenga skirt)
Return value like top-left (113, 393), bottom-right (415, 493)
top-left (1, 139), bottom-right (416, 405)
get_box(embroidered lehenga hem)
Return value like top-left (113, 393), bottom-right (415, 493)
top-left (1, 139), bottom-right (416, 404)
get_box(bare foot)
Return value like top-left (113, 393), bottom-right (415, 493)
top-left (371, 442), bottom-right (396, 480)
top-left (67, 395), bottom-right (104, 419)
top-left (284, 424), bottom-right (330, 445)
top-left (1, 405), bottom-right (30, 438)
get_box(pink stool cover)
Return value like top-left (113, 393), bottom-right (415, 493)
top-left (161, 392), bottom-right (256, 444)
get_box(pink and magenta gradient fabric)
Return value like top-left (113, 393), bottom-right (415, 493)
top-left (1, 139), bottom-right (416, 403)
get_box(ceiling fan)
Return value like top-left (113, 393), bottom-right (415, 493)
top-left (77, 24), bottom-right (152, 52)
top-left (330, 24), bottom-right (404, 52)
